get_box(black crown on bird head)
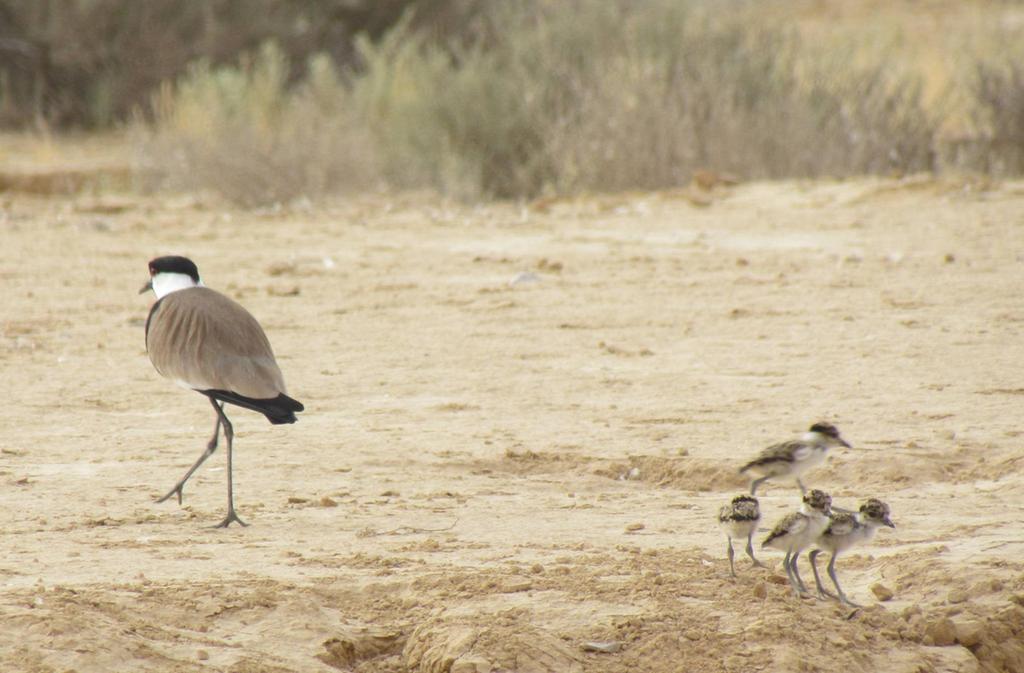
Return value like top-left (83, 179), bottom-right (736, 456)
top-left (148, 256), bottom-right (200, 283)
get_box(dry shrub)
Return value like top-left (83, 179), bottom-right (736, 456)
top-left (967, 60), bottom-right (1024, 175)
top-left (138, 1), bottom-right (943, 204)
top-left (351, 1), bottom-right (939, 197)
top-left (137, 43), bottom-right (379, 207)
top-left (351, 12), bottom-right (552, 199)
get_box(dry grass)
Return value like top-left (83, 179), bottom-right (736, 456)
top-left (131, 1), bottom-right (1023, 205)
top-left (136, 44), bottom-right (380, 207)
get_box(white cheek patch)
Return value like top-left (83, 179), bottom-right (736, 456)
top-left (152, 272), bottom-right (200, 299)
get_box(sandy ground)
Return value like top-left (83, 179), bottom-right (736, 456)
top-left (2, 175), bottom-right (1023, 673)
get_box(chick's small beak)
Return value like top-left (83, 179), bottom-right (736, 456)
top-left (139, 279), bottom-right (153, 295)
top-left (884, 518), bottom-right (896, 529)
top-left (840, 438), bottom-right (852, 448)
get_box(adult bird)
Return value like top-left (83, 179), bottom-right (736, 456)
top-left (141, 255), bottom-right (303, 527)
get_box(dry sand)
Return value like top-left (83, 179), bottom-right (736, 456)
top-left (1, 176), bottom-right (1023, 672)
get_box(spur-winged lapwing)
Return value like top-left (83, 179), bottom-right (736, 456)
top-left (141, 255), bottom-right (303, 527)
top-left (739, 423), bottom-right (851, 495)
top-left (762, 489), bottom-right (832, 598)
top-left (809, 499), bottom-right (895, 607)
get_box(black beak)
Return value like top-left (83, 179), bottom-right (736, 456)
top-left (884, 518), bottom-right (895, 529)
top-left (840, 438), bottom-right (852, 448)
top-left (139, 279), bottom-right (153, 295)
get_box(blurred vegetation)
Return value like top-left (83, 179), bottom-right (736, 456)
top-left (5, 0), bottom-right (1024, 203)
top-left (140, 45), bottom-right (378, 207)
top-left (0, 0), bottom-right (479, 128)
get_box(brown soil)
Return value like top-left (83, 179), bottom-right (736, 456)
top-left (2, 175), bottom-right (1023, 672)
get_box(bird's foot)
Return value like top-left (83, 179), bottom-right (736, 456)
top-left (750, 559), bottom-right (768, 569)
top-left (817, 587), bottom-right (839, 601)
top-left (213, 509), bottom-right (248, 528)
top-left (839, 596), bottom-right (862, 609)
top-left (156, 483), bottom-right (186, 505)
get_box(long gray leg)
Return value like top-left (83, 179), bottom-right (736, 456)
top-left (809, 549), bottom-right (837, 599)
top-left (827, 554), bottom-right (859, 607)
top-left (209, 398), bottom-right (247, 528)
top-left (157, 405), bottom-right (221, 504)
top-left (746, 533), bottom-right (766, 568)
top-left (796, 477), bottom-right (807, 495)
top-left (750, 476), bottom-right (769, 495)
top-left (782, 551), bottom-right (801, 596)
top-left (790, 549), bottom-right (810, 595)
top-left (727, 537), bottom-right (737, 578)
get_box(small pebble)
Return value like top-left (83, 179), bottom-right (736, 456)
top-left (871, 583), bottom-right (895, 601)
top-left (752, 582), bottom-right (768, 599)
top-left (509, 271), bottom-right (540, 286)
top-left (504, 580), bottom-right (532, 593)
top-left (947, 588), bottom-right (968, 604)
top-left (197, 650), bottom-right (209, 661)
top-left (901, 604), bottom-right (922, 621)
top-left (582, 641), bottom-right (622, 654)
top-left (625, 522), bottom-right (645, 532)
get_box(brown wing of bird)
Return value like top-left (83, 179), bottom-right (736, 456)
top-left (739, 440), bottom-right (803, 473)
top-left (146, 287), bottom-right (286, 398)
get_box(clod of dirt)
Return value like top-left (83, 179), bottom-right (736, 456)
top-left (267, 285), bottom-right (300, 297)
top-left (871, 583), bottom-right (895, 601)
top-left (953, 619), bottom-right (984, 648)
top-left (318, 623), bottom-right (405, 669)
top-left (266, 261), bottom-right (297, 276)
top-left (536, 258), bottom-right (563, 273)
top-left (405, 625), bottom-right (482, 673)
top-left (947, 588), bottom-right (969, 604)
top-left (753, 582), bottom-right (768, 599)
top-left (405, 624), bottom-right (582, 673)
top-left (924, 618), bottom-right (958, 647)
top-left (451, 656), bottom-right (492, 673)
top-left (502, 580), bottom-right (532, 593)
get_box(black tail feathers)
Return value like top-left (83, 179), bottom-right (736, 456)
top-left (204, 390), bottom-right (304, 424)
